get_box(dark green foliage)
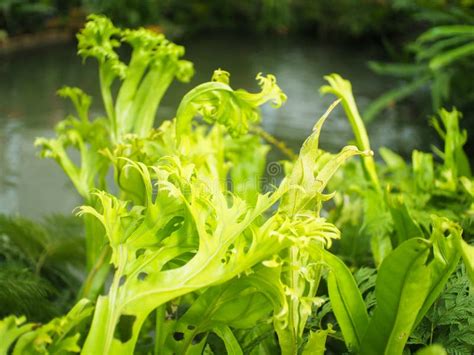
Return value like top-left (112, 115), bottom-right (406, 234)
top-left (0, 264), bottom-right (55, 321)
top-left (365, 3), bottom-right (474, 122)
top-left (0, 214), bottom-right (85, 322)
top-left (0, 0), bottom-right (55, 35)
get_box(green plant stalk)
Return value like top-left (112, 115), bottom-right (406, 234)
top-left (282, 246), bottom-right (300, 354)
top-left (337, 94), bottom-right (378, 189)
top-left (83, 197), bottom-right (107, 270)
top-left (321, 75), bottom-right (380, 191)
top-left (131, 63), bottom-right (177, 136)
top-left (79, 245), bottom-right (111, 300)
top-left (154, 305), bottom-right (166, 355)
top-left (115, 51), bottom-right (149, 136)
top-left (99, 65), bottom-right (118, 143)
top-left (285, 248), bottom-right (322, 354)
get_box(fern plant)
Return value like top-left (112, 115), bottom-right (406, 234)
top-left (2, 14), bottom-right (473, 355)
top-left (365, 23), bottom-right (474, 122)
top-left (0, 214), bottom-right (84, 322)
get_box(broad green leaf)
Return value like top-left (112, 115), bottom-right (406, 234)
top-left (361, 218), bottom-right (462, 355)
top-left (318, 248), bottom-right (369, 352)
top-left (413, 217), bottom-right (463, 328)
top-left (360, 238), bottom-right (433, 355)
top-left (163, 270), bottom-right (278, 353)
top-left (80, 157), bottom-right (293, 354)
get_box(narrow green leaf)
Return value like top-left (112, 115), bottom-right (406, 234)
top-left (363, 76), bottom-right (430, 123)
top-left (386, 194), bottom-right (423, 246)
top-left (429, 42), bottom-right (474, 70)
top-left (455, 238), bottom-right (474, 285)
top-left (417, 25), bottom-right (474, 43)
top-left (368, 61), bottom-right (425, 78)
top-left (213, 326), bottom-right (243, 355)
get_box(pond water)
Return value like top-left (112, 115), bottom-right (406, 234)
top-left (0, 34), bottom-right (436, 219)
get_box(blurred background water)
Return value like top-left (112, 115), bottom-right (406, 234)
top-left (0, 34), bottom-right (437, 219)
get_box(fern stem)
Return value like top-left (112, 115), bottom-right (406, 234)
top-left (250, 125), bottom-right (298, 160)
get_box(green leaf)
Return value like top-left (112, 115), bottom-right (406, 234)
top-left (368, 61), bottom-right (425, 78)
top-left (386, 193), bottom-right (424, 246)
top-left (362, 189), bottom-right (392, 266)
top-left (163, 271), bottom-right (277, 353)
top-left (379, 147), bottom-right (406, 171)
top-left (301, 324), bottom-right (335, 355)
top-left (79, 157), bottom-right (292, 354)
top-left (176, 69), bottom-right (286, 139)
top-left (415, 344), bottom-right (447, 355)
top-left (0, 316), bottom-right (34, 355)
top-left (412, 150), bottom-right (435, 192)
top-left (417, 25), bottom-right (474, 44)
top-left (320, 73), bottom-right (380, 190)
top-left (10, 299), bottom-right (93, 355)
top-left (213, 326), bottom-right (243, 355)
top-left (431, 108), bottom-right (471, 180)
top-left (360, 238), bottom-right (433, 355)
top-left (455, 238), bottom-right (474, 285)
top-left (319, 249), bottom-right (369, 352)
top-left (362, 76), bottom-right (430, 123)
top-left (361, 217), bottom-right (462, 355)
top-left (116, 27), bottom-right (194, 137)
top-left (429, 42), bottom-right (474, 70)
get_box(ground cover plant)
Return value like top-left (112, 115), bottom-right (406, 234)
top-left (0, 15), bottom-right (473, 354)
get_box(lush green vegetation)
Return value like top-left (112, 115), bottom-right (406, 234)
top-left (0, 15), bottom-right (472, 354)
top-left (2, 0), bottom-right (471, 36)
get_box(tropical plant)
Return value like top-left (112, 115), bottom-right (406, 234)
top-left (317, 72), bottom-right (474, 354)
top-left (35, 14), bottom-right (194, 298)
top-left (322, 74), bottom-right (473, 266)
top-left (1, 14), bottom-right (473, 355)
top-left (30, 15), bottom-right (365, 354)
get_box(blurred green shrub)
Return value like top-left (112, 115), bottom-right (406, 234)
top-left (365, 2), bottom-right (474, 122)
